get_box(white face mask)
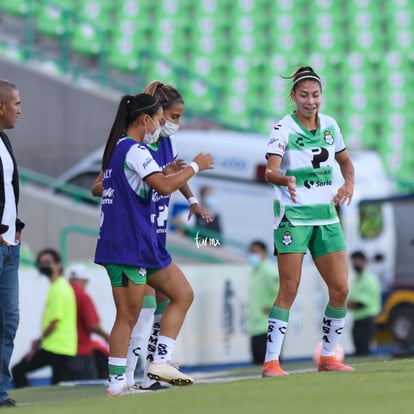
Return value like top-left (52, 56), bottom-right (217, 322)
top-left (247, 253), bottom-right (261, 268)
top-left (160, 119), bottom-right (180, 137)
top-left (143, 118), bottom-right (161, 144)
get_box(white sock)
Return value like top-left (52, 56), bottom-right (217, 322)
top-left (321, 316), bottom-right (346, 357)
top-left (108, 357), bottom-right (127, 395)
top-left (140, 314), bottom-right (162, 388)
top-left (264, 318), bottom-right (288, 363)
top-left (153, 335), bottom-right (175, 364)
top-left (125, 307), bottom-right (155, 386)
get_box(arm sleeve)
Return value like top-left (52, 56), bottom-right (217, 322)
top-left (334, 121), bottom-right (346, 153)
top-left (266, 123), bottom-right (287, 159)
top-left (125, 144), bottom-right (162, 179)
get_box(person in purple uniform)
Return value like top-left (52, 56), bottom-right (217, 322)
top-left (128, 81), bottom-right (213, 391)
top-left (94, 93), bottom-right (213, 396)
top-left (92, 82), bottom-right (212, 391)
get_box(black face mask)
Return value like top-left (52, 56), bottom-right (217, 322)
top-left (38, 266), bottom-right (53, 278)
top-left (353, 265), bottom-right (364, 274)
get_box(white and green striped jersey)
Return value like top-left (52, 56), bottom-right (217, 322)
top-left (266, 113), bottom-right (346, 227)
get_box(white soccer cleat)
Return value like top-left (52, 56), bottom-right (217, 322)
top-left (147, 362), bottom-right (194, 386)
top-left (106, 384), bottom-right (150, 397)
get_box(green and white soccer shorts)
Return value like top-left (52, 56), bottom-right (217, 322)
top-left (104, 264), bottom-right (159, 287)
top-left (274, 220), bottom-right (346, 258)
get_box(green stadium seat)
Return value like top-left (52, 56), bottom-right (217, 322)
top-left (386, 9), bottom-right (413, 54)
top-left (341, 112), bottom-right (378, 150)
top-left (116, 0), bottom-right (153, 20)
top-left (345, 1), bottom-right (384, 58)
top-left (144, 60), bottom-right (179, 88)
top-left (156, 0), bottom-right (193, 24)
top-left (70, 21), bottom-right (104, 57)
top-left (108, 35), bottom-right (140, 72)
top-left (36, 2), bottom-right (72, 37)
top-left (182, 79), bottom-right (220, 115)
top-left (191, 53), bottom-right (224, 81)
top-left (193, 0), bottom-right (232, 16)
top-left (152, 19), bottom-right (190, 65)
top-left (187, 32), bottom-right (227, 84)
top-left (379, 53), bottom-right (411, 115)
top-left (0, 42), bottom-right (25, 62)
top-left (77, 0), bottom-right (113, 32)
top-left (267, 11), bottom-right (307, 55)
top-left (109, 0), bottom-right (155, 72)
top-left (308, 4), bottom-right (346, 58)
top-left (0, 0), bottom-right (31, 16)
top-left (219, 93), bottom-right (253, 129)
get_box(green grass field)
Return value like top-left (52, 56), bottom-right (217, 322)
top-left (9, 358), bottom-right (414, 414)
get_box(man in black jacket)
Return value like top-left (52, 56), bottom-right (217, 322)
top-left (0, 79), bottom-right (24, 408)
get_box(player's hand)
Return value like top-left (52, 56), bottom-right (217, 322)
top-left (174, 158), bottom-right (187, 171)
top-left (163, 159), bottom-right (188, 175)
top-left (163, 163), bottom-right (179, 175)
top-left (189, 204), bottom-right (214, 223)
top-left (333, 181), bottom-right (354, 206)
top-left (192, 153), bottom-right (214, 172)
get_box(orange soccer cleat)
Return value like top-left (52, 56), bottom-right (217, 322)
top-left (262, 360), bottom-right (289, 377)
top-left (318, 356), bottom-right (355, 372)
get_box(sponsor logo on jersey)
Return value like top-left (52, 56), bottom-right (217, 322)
top-left (304, 179), bottom-right (332, 189)
top-left (304, 180), bottom-right (314, 189)
top-left (142, 157), bottom-right (154, 169)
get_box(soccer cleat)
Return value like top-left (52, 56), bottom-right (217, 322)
top-left (318, 356), bottom-right (355, 372)
top-left (262, 360), bottom-right (289, 377)
top-left (147, 362), bottom-right (194, 386)
top-left (139, 381), bottom-right (171, 391)
top-left (0, 398), bottom-right (16, 407)
top-left (126, 384), bottom-right (143, 392)
top-left (106, 384), bottom-right (149, 397)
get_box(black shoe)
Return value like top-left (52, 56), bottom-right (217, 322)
top-left (0, 398), bottom-right (16, 408)
top-left (139, 381), bottom-right (170, 391)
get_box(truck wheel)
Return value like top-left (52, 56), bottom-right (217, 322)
top-left (388, 306), bottom-right (414, 350)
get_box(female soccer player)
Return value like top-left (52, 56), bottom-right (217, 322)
top-left (92, 82), bottom-right (212, 391)
top-left (126, 81), bottom-right (212, 391)
top-left (262, 66), bottom-right (355, 376)
top-left (94, 93), bottom-right (213, 395)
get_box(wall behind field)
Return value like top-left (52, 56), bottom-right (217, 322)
top-left (14, 261), bottom-right (354, 377)
top-left (0, 57), bottom-right (120, 177)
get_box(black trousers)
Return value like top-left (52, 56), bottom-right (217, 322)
top-left (250, 334), bottom-right (267, 365)
top-left (12, 349), bottom-right (73, 387)
top-left (352, 317), bottom-right (376, 356)
top-left (69, 355), bottom-right (99, 380)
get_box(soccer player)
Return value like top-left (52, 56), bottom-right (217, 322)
top-left (125, 81), bottom-right (212, 391)
top-left (92, 82), bottom-right (212, 391)
top-left (262, 66), bottom-right (355, 376)
top-left (94, 93), bottom-right (213, 396)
